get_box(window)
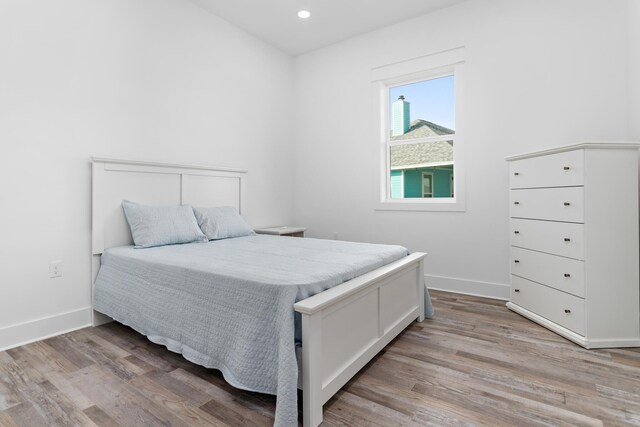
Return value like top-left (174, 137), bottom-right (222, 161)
top-left (422, 172), bottom-right (433, 198)
top-left (372, 47), bottom-right (465, 212)
top-left (388, 75), bottom-right (454, 200)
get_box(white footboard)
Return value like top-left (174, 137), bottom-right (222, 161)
top-left (294, 252), bottom-right (426, 427)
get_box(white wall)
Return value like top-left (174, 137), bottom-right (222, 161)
top-left (1, 0), bottom-right (635, 350)
top-left (630, 0), bottom-right (640, 139)
top-left (292, 0), bottom-right (631, 298)
top-left (0, 0), bottom-right (294, 349)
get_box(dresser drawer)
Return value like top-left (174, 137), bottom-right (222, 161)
top-left (509, 149), bottom-right (584, 189)
top-left (510, 218), bottom-right (584, 260)
top-left (510, 247), bottom-right (585, 297)
top-left (510, 187), bottom-right (584, 223)
top-left (511, 276), bottom-right (585, 335)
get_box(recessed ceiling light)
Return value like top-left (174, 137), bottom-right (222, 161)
top-left (297, 10), bottom-right (311, 19)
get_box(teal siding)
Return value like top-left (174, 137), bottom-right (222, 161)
top-left (390, 170), bottom-right (403, 199)
top-left (403, 170), bottom-right (423, 198)
top-left (391, 166), bottom-right (453, 198)
top-left (432, 167), bottom-right (453, 197)
top-left (402, 102), bottom-right (410, 134)
top-left (392, 99), bottom-right (410, 136)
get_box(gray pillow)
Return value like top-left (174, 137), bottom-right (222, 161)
top-left (193, 206), bottom-right (255, 240)
top-left (122, 200), bottom-right (208, 248)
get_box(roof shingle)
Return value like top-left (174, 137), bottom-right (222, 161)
top-left (390, 120), bottom-right (454, 168)
top-left (390, 119), bottom-right (454, 141)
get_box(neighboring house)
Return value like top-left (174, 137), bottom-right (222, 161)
top-left (390, 96), bottom-right (454, 198)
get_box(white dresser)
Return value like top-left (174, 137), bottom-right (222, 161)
top-left (506, 142), bottom-right (640, 348)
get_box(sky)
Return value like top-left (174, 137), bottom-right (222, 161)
top-left (389, 75), bottom-right (455, 131)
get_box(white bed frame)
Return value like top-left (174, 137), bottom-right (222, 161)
top-left (91, 157), bottom-right (426, 427)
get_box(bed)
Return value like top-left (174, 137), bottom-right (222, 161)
top-left (91, 157), bottom-right (431, 427)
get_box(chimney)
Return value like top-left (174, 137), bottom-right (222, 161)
top-left (392, 95), bottom-right (410, 136)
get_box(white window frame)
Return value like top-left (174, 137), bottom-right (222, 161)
top-left (450, 174), bottom-right (454, 197)
top-left (372, 47), bottom-right (466, 212)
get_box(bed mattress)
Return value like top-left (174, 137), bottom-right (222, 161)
top-left (93, 234), bottom-right (432, 426)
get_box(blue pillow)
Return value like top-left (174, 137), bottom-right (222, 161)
top-left (122, 200), bottom-right (208, 248)
top-left (192, 206), bottom-right (255, 240)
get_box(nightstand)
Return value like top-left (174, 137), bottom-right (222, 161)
top-left (254, 226), bottom-right (307, 238)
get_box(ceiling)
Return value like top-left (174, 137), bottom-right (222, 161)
top-left (188, 0), bottom-right (468, 56)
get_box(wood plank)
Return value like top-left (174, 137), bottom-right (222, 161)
top-left (128, 373), bottom-right (229, 427)
top-left (3, 402), bottom-right (48, 427)
top-left (52, 334), bottom-right (140, 380)
top-left (91, 325), bottom-right (178, 373)
top-left (0, 360), bottom-right (22, 412)
top-left (321, 390), bottom-right (412, 427)
top-left (169, 368), bottom-right (275, 426)
top-left (4, 347), bottom-right (48, 384)
top-left (122, 355), bottom-right (156, 374)
top-left (38, 380), bottom-right (98, 426)
top-left (43, 335), bottom-right (95, 370)
top-left (44, 370), bottom-right (94, 410)
top-left (143, 370), bottom-right (212, 407)
top-left (0, 411), bottom-right (19, 427)
top-left (0, 353), bottom-right (81, 426)
top-left (31, 341), bottom-right (80, 373)
top-left (75, 329), bottom-right (130, 359)
top-left (0, 290), bottom-right (638, 426)
top-left (68, 364), bottom-right (182, 427)
top-left (199, 398), bottom-right (263, 427)
top-left (83, 405), bottom-right (120, 427)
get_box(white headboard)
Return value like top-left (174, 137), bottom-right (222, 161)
top-left (91, 157), bottom-right (247, 255)
top-left (91, 157), bottom-right (247, 325)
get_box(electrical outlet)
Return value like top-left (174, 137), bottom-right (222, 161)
top-left (49, 261), bottom-right (63, 278)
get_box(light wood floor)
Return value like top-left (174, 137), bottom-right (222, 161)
top-left (1, 290), bottom-right (639, 426)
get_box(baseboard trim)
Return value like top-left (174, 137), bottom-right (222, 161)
top-left (0, 276), bottom-right (507, 352)
top-left (0, 307), bottom-right (92, 352)
top-left (426, 274), bottom-right (510, 300)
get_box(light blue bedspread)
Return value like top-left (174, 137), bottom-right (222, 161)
top-left (93, 235), bottom-right (433, 426)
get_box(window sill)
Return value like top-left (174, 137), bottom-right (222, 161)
top-left (374, 199), bottom-right (466, 212)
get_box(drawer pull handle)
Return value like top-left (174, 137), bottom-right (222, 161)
top-left (514, 260), bottom-right (520, 263)
top-left (514, 201), bottom-right (520, 205)
top-left (564, 273), bottom-right (571, 278)
top-left (564, 238), bottom-right (571, 242)
top-left (514, 230), bottom-right (520, 234)
top-left (563, 202), bottom-right (570, 206)
top-left (564, 309), bottom-right (571, 314)
top-left (563, 166), bottom-right (570, 171)
top-left (514, 172), bottom-right (520, 176)
top-left (514, 289), bottom-right (520, 293)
